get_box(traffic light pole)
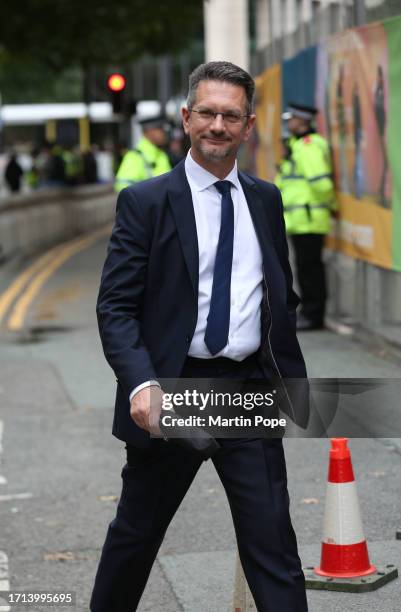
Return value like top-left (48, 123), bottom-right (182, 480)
top-left (158, 55), bottom-right (172, 114)
top-left (82, 67), bottom-right (93, 152)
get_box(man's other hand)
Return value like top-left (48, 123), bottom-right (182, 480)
top-left (130, 386), bottom-right (164, 435)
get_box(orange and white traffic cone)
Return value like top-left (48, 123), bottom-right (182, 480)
top-left (314, 437), bottom-right (376, 578)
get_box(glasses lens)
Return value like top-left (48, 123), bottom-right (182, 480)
top-left (224, 113), bottom-right (242, 124)
top-left (192, 109), bottom-right (245, 124)
top-left (198, 110), bottom-right (215, 121)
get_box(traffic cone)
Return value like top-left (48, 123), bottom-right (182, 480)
top-left (314, 438), bottom-right (376, 578)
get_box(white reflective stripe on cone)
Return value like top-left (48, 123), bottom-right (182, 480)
top-left (322, 482), bottom-right (365, 545)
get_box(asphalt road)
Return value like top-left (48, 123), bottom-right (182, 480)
top-left (0, 230), bottom-right (400, 611)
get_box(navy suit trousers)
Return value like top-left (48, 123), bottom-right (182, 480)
top-left (90, 357), bottom-right (308, 612)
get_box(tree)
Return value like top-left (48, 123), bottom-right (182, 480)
top-left (0, 0), bottom-right (204, 71)
top-left (0, 0), bottom-right (204, 102)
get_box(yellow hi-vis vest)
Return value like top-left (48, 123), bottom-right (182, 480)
top-left (114, 136), bottom-right (171, 192)
top-left (275, 133), bottom-right (336, 234)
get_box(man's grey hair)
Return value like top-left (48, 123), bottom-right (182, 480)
top-left (186, 61), bottom-right (255, 114)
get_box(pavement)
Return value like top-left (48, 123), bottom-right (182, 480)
top-left (0, 234), bottom-right (400, 611)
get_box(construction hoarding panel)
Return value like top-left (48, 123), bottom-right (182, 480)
top-left (316, 22), bottom-right (393, 269)
top-left (255, 15), bottom-right (401, 271)
top-left (254, 63), bottom-right (282, 182)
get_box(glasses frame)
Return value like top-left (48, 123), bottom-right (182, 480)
top-left (188, 107), bottom-right (251, 125)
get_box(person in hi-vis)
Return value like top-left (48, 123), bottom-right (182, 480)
top-left (114, 114), bottom-right (171, 192)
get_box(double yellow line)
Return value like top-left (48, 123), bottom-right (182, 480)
top-left (0, 225), bottom-right (111, 332)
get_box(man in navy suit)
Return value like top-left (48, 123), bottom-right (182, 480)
top-left (91, 61), bottom-right (309, 611)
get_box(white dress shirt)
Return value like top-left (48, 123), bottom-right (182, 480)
top-left (186, 150), bottom-right (263, 360)
top-left (130, 151), bottom-right (264, 400)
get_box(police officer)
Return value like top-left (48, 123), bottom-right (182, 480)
top-left (276, 103), bottom-right (336, 331)
top-left (114, 114), bottom-right (171, 191)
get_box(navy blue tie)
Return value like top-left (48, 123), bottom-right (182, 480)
top-left (204, 180), bottom-right (234, 355)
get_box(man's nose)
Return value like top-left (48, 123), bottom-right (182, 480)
top-left (210, 113), bottom-right (226, 131)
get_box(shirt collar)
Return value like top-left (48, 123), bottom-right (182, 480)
top-left (185, 149), bottom-right (239, 192)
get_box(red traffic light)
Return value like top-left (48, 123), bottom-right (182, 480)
top-left (107, 73), bottom-right (126, 92)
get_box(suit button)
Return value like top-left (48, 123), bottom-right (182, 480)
top-left (186, 334), bottom-right (191, 343)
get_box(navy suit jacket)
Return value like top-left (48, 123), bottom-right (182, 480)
top-left (97, 159), bottom-right (308, 446)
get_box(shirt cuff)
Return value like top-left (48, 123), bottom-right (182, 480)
top-left (129, 380), bottom-right (161, 402)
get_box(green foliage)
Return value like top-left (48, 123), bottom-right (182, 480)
top-left (0, 57), bottom-right (83, 103)
top-left (0, 0), bottom-right (203, 103)
top-left (0, 0), bottom-right (203, 70)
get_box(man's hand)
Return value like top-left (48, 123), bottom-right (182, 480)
top-left (130, 385), bottom-right (164, 435)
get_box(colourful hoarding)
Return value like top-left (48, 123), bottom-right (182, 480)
top-left (254, 64), bottom-right (282, 182)
top-left (255, 15), bottom-right (401, 271)
top-left (384, 16), bottom-right (401, 271)
top-left (316, 22), bottom-right (393, 269)
top-left (282, 46), bottom-right (317, 111)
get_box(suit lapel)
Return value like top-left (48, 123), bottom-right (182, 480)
top-left (238, 172), bottom-right (277, 372)
top-left (167, 161), bottom-right (199, 297)
top-left (238, 171), bottom-right (275, 263)
top-left (166, 164), bottom-right (276, 298)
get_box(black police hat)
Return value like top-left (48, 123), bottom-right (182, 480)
top-left (138, 114), bottom-right (168, 130)
top-left (282, 102), bottom-right (318, 121)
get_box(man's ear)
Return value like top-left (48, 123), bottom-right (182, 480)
top-left (243, 114), bottom-right (256, 142)
top-left (182, 107), bottom-right (191, 135)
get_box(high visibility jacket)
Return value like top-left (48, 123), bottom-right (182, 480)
top-left (275, 133), bottom-right (336, 234)
top-left (62, 150), bottom-right (81, 181)
top-left (114, 136), bottom-right (171, 192)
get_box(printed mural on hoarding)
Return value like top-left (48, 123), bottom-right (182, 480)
top-left (254, 63), bottom-right (282, 184)
top-left (316, 24), bottom-right (393, 269)
top-left (254, 15), bottom-right (401, 271)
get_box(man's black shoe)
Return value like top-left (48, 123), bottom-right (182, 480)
top-left (296, 315), bottom-right (324, 331)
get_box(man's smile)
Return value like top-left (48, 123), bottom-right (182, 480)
top-left (203, 136), bottom-right (231, 144)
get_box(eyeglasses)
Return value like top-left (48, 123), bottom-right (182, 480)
top-left (188, 108), bottom-right (250, 125)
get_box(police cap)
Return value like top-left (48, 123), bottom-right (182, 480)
top-left (138, 114), bottom-right (168, 130)
top-left (282, 103), bottom-right (318, 121)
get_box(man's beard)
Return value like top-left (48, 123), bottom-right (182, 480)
top-left (198, 138), bottom-right (234, 161)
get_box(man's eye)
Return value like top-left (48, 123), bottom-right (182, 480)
top-left (225, 113), bottom-right (241, 123)
top-left (199, 110), bottom-right (215, 119)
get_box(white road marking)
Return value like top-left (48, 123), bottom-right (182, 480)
top-left (0, 422), bottom-right (6, 486)
top-left (0, 493), bottom-right (33, 502)
top-left (0, 551), bottom-right (10, 611)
